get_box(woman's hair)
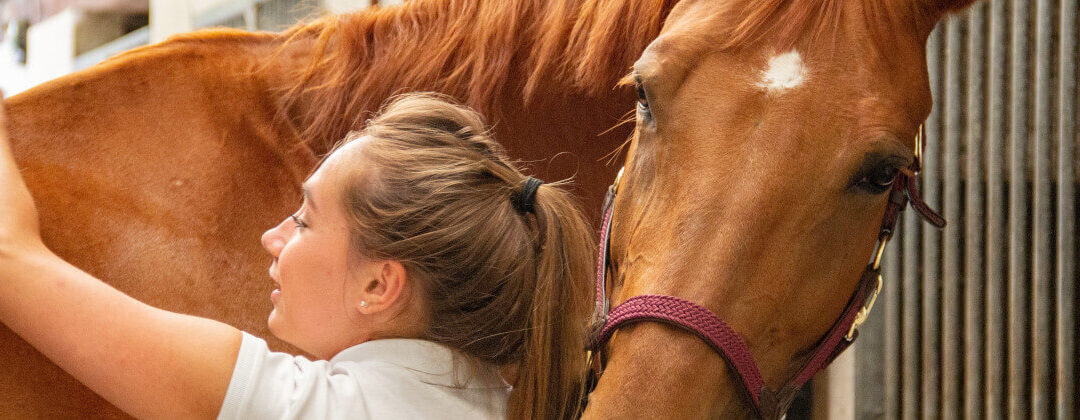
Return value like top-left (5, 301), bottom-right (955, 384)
top-left (332, 92), bottom-right (595, 419)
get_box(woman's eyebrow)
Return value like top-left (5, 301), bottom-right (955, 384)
top-left (301, 183), bottom-right (318, 214)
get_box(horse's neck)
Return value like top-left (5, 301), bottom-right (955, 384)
top-left (2, 32), bottom-right (312, 417)
top-left (585, 322), bottom-right (757, 418)
top-left (9, 33), bottom-right (321, 333)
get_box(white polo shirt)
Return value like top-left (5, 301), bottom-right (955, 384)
top-left (218, 332), bottom-right (511, 419)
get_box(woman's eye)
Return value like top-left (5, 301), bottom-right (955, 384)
top-left (290, 214), bottom-right (308, 229)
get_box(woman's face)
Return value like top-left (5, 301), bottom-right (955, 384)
top-left (260, 141), bottom-right (373, 359)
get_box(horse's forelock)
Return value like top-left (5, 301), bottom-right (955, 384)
top-left (719, 0), bottom-right (949, 53)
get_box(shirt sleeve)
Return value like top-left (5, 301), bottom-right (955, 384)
top-left (216, 332), bottom-right (369, 420)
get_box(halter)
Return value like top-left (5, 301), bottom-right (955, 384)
top-left (585, 126), bottom-right (946, 418)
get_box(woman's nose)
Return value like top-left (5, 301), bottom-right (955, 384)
top-left (262, 223), bottom-right (286, 257)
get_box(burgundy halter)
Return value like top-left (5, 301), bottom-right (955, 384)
top-left (585, 127), bottom-right (946, 418)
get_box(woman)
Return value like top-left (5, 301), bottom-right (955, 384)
top-left (0, 93), bottom-right (594, 419)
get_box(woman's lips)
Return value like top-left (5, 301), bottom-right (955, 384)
top-left (271, 289), bottom-right (281, 302)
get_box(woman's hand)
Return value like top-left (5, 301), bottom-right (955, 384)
top-left (0, 95), bottom-right (47, 257)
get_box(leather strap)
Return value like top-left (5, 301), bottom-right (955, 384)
top-left (594, 294), bottom-right (766, 407)
top-left (901, 173), bottom-right (946, 228)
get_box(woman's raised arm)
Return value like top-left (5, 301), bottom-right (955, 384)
top-left (0, 99), bottom-right (242, 419)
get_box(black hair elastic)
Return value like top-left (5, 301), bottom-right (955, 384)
top-left (513, 177), bottom-right (543, 214)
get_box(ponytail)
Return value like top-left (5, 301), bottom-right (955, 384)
top-left (508, 184), bottom-right (594, 419)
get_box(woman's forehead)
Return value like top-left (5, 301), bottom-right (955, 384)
top-left (307, 136), bottom-right (372, 202)
top-left (319, 135), bottom-right (371, 173)
top-left (324, 136), bottom-right (371, 168)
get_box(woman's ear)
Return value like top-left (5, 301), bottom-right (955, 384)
top-left (356, 260), bottom-right (408, 314)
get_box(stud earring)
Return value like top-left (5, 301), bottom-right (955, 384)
top-left (359, 301), bottom-right (368, 308)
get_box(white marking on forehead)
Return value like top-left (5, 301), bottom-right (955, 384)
top-left (756, 50), bottom-right (807, 94)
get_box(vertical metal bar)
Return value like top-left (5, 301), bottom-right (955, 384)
top-left (922, 22), bottom-right (944, 420)
top-left (1007, 0), bottom-right (1031, 416)
top-left (243, 3), bottom-right (259, 31)
top-left (1055, 0), bottom-right (1077, 417)
top-left (858, 273), bottom-right (886, 419)
top-left (857, 210), bottom-right (895, 418)
top-left (1031, 0), bottom-right (1054, 417)
top-left (903, 207), bottom-right (923, 419)
top-left (942, 14), bottom-right (964, 420)
top-left (984, 0), bottom-right (1008, 415)
top-left (963, 3), bottom-right (987, 418)
top-left (903, 189), bottom-right (924, 419)
top-left (855, 232), bottom-right (896, 418)
top-left (884, 242), bottom-right (902, 419)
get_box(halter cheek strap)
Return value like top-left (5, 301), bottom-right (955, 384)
top-left (586, 128), bottom-right (945, 418)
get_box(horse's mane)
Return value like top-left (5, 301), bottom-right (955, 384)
top-left (263, 0), bottom-right (929, 149)
top-left (720, 0), bottom-right (934, 53)
top-left (272, 0), bottom-right (675, 148)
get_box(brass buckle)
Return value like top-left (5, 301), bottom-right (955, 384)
top-left (845, 274), bottom-right (882, 341)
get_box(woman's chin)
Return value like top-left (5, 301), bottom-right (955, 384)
top-left (267, 310), bottom-right (284, 337)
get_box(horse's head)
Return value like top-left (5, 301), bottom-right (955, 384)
top-left (590, 0), bottom-right (975, 417)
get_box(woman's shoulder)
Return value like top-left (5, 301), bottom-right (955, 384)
top-left (219, 333), bottom-right (508, 420)
top-left (331, 338), bottom-right (511, 391)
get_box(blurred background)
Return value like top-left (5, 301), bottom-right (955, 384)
top-left (0, 0), bottom-right (399, 96)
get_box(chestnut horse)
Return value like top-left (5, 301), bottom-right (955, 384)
top-left (1, 0), bottom-right (974, 417)
top-left (583, 0), bottom-right (976, 418)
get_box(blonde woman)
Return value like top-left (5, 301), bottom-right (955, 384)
top-left (0, 93), bottom-right (594, 419)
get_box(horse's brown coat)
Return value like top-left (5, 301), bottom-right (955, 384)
top-left (2, 1), bottom-right (650, 416)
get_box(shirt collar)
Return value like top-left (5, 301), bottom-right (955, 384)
top-left (331, 338), bottom-right (510, 389)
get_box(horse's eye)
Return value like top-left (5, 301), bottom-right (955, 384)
top-left (851, 165), bottom-right (899, 195)
top-left (849, 160), bottom-right (903, 195)
top-left (635, 80), bottom-right (650, 112)
top-left (630, 76), bottom-right (648, 112)
top-left (869, 166), bottom-right (899, 188)
top-left (849, 150), bottom-right (910, 195)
